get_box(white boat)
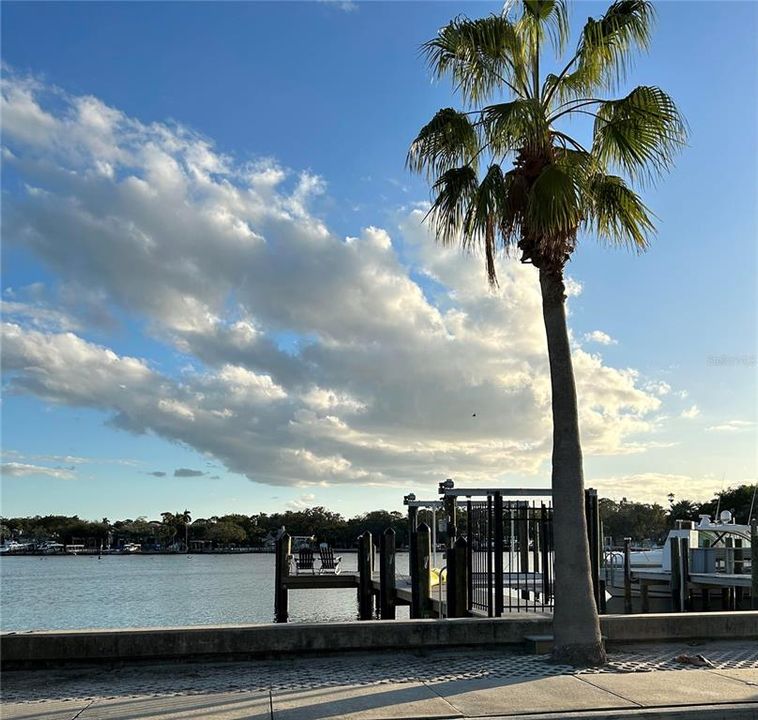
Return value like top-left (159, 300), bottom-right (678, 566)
top-left (604, 511), bottom-right (754, 607)
top-left (0, 540), bottom-right (31, 554)
top-left (122, 542), bottom-right (141, 553)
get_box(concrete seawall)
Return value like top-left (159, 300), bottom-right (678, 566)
top-left (2, 612), bottom-right (757, 669)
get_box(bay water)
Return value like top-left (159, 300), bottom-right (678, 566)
top-left (0, 552), bottom-right (414, 631)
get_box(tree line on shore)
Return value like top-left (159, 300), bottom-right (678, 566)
top-left (1, 484), bottom-right (754, 551)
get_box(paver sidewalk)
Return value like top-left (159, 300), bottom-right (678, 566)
top-left (2, 641), bottom-right (757, 719)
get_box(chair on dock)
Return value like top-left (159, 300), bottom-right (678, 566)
top-left (292, 547), bottom-right (316, 575)
top-left (318, 543), bottom-right (342, 575)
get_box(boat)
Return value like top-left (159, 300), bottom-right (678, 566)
top-left (604, 511), bottom-right (754, 610)
top-left (0, 540), bottom-right (31, 554)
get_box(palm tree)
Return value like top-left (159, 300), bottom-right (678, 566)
top-left (408, 0), bottom-right (686, 665)
top-left (181, 509), bottom-right (192, 552)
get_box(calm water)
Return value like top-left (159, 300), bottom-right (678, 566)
top-left (0, 552), bottom-right (412, 631)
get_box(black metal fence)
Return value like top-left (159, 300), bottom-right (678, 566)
top-left (466, 498), bottom-right (554, 614)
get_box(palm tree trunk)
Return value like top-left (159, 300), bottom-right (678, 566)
top-left (539, 265), bottom-right (606, 666)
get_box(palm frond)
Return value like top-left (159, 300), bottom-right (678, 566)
top-left (586, 173), bottom-right (655, 249)
top-left (480, 98), bottom-right (546, 156)
top-left (462, 164), bottom-right (513, 285)
top-left (425, 166), bottom-right (479, 247)
top-left (593, 85), bottom-right (687, 182)
top-left (521, 0), bottom-right (570, 54)
top-left (407, 108), bottom-right (481, 179)
top-left (552, 0), bottom-right (655, 101)
top-left (526, 162), bottom-right (583, 245)
top-left (422, 14), bottom-right (530, 103)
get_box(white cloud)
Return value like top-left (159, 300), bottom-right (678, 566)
top-left (0, 72), bottom-right (673, 492)
top-left (706, 420), bottom-right (755, 433)
top-left (584, 330), bottom-right (617, 346)
top-left (1, 462), bottom-right (75, 480)
top-left (591, 472), bottom-right (718, 505)
top-left (318, 1), bottom-right (358, 13)
top-left (681, 404), bottom-right (700, 419)
top-left (286, 493), bottom-right (318, 510)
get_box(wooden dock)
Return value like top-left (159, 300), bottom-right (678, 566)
top-left (282, 572), bottom-right (447, 614)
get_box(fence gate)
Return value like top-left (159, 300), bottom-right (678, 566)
top-left (466, 497), bottom-right (554, 614)
top-left (441, 484), bottom-right (600, 616)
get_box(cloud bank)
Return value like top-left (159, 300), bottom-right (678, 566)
top-left (1, 72), bottom-right (670, 493)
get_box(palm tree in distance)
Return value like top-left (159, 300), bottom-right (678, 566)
top-left (408, 0), bottom-right (686, 665)
top-left (182, 509), bottom-right (192, 553)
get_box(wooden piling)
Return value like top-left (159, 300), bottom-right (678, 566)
top-left (724, 537), bottom-right (734, 610)
top-left (585, 488), bottom-right (601, 611)
top-left (670, 537), bottom-right (681, 612)
top-left (680, 537), bottom-right (690, 611)
top-left (623, 537), bottom-right (632, 614)
top-left (274, 532), bottom-right (291, 623)
top-left (408, 505), bottom-right (419, 617)
top-left (751, 520), bottom-right (757, 610)
top-left (412, 522), bottom-right (432, 619)
top-left (379, 528), bottom-right (396, 620)
top-left (640, 581), bottom-right (650, 614)
top-left (446, 535), bottom-right (468, 618)
top-left (358, 531), bottom-right (373, 620)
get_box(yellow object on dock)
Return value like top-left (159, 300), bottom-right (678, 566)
top-left (430, 568), bottom-right (447, 587)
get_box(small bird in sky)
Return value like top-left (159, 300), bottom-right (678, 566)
top-left (472, 413), bottom-right (476, 417)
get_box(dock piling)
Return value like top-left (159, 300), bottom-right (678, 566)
top-left (358, 531), bottom-right (374, 620)
top-left (623, 537), bottom-right (632, 614)
top-left (751, 520), bottom-right (757, 610)
top-left (379, 528), bottom-right (396, 619)
top-left (670, 537), bottom-right (681, 612)
top-left (734, 538), bottom-right (744, 606)
top-left (408, 504), bottom-right (419, 617)
top-left (446, 535), bottom-right (468, 618)
top-left (680, 537), bottom-right (691, 611)
top-left (412, 522), bottom-right (432, 619)
top-left (274, 532), bottom-right (291, 623)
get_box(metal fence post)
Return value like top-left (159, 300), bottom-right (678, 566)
top-left (493, 491), bottom-right (504, 616)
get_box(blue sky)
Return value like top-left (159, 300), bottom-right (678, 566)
top-left (1, 1), bottom-right (756, 521)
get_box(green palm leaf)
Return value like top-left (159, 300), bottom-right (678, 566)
top-left (520, 0), bottom-right (570, 53)
top-left (549, 0), bottom-right (654, 102)
top-left (426, 166), bottom-right (479, 247)
top-left (586, 173), bottom-right (655, 249)
top-left (593, 85), bottom-right (687, 181)
top-left (422, 14), bottom-right (530, 103)
top-left (462, 164), bottom-right (511, 284)
top-left (407, 108), bottom-right (481, 179)
top-left (481, 98), bottom-right (546, 156)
